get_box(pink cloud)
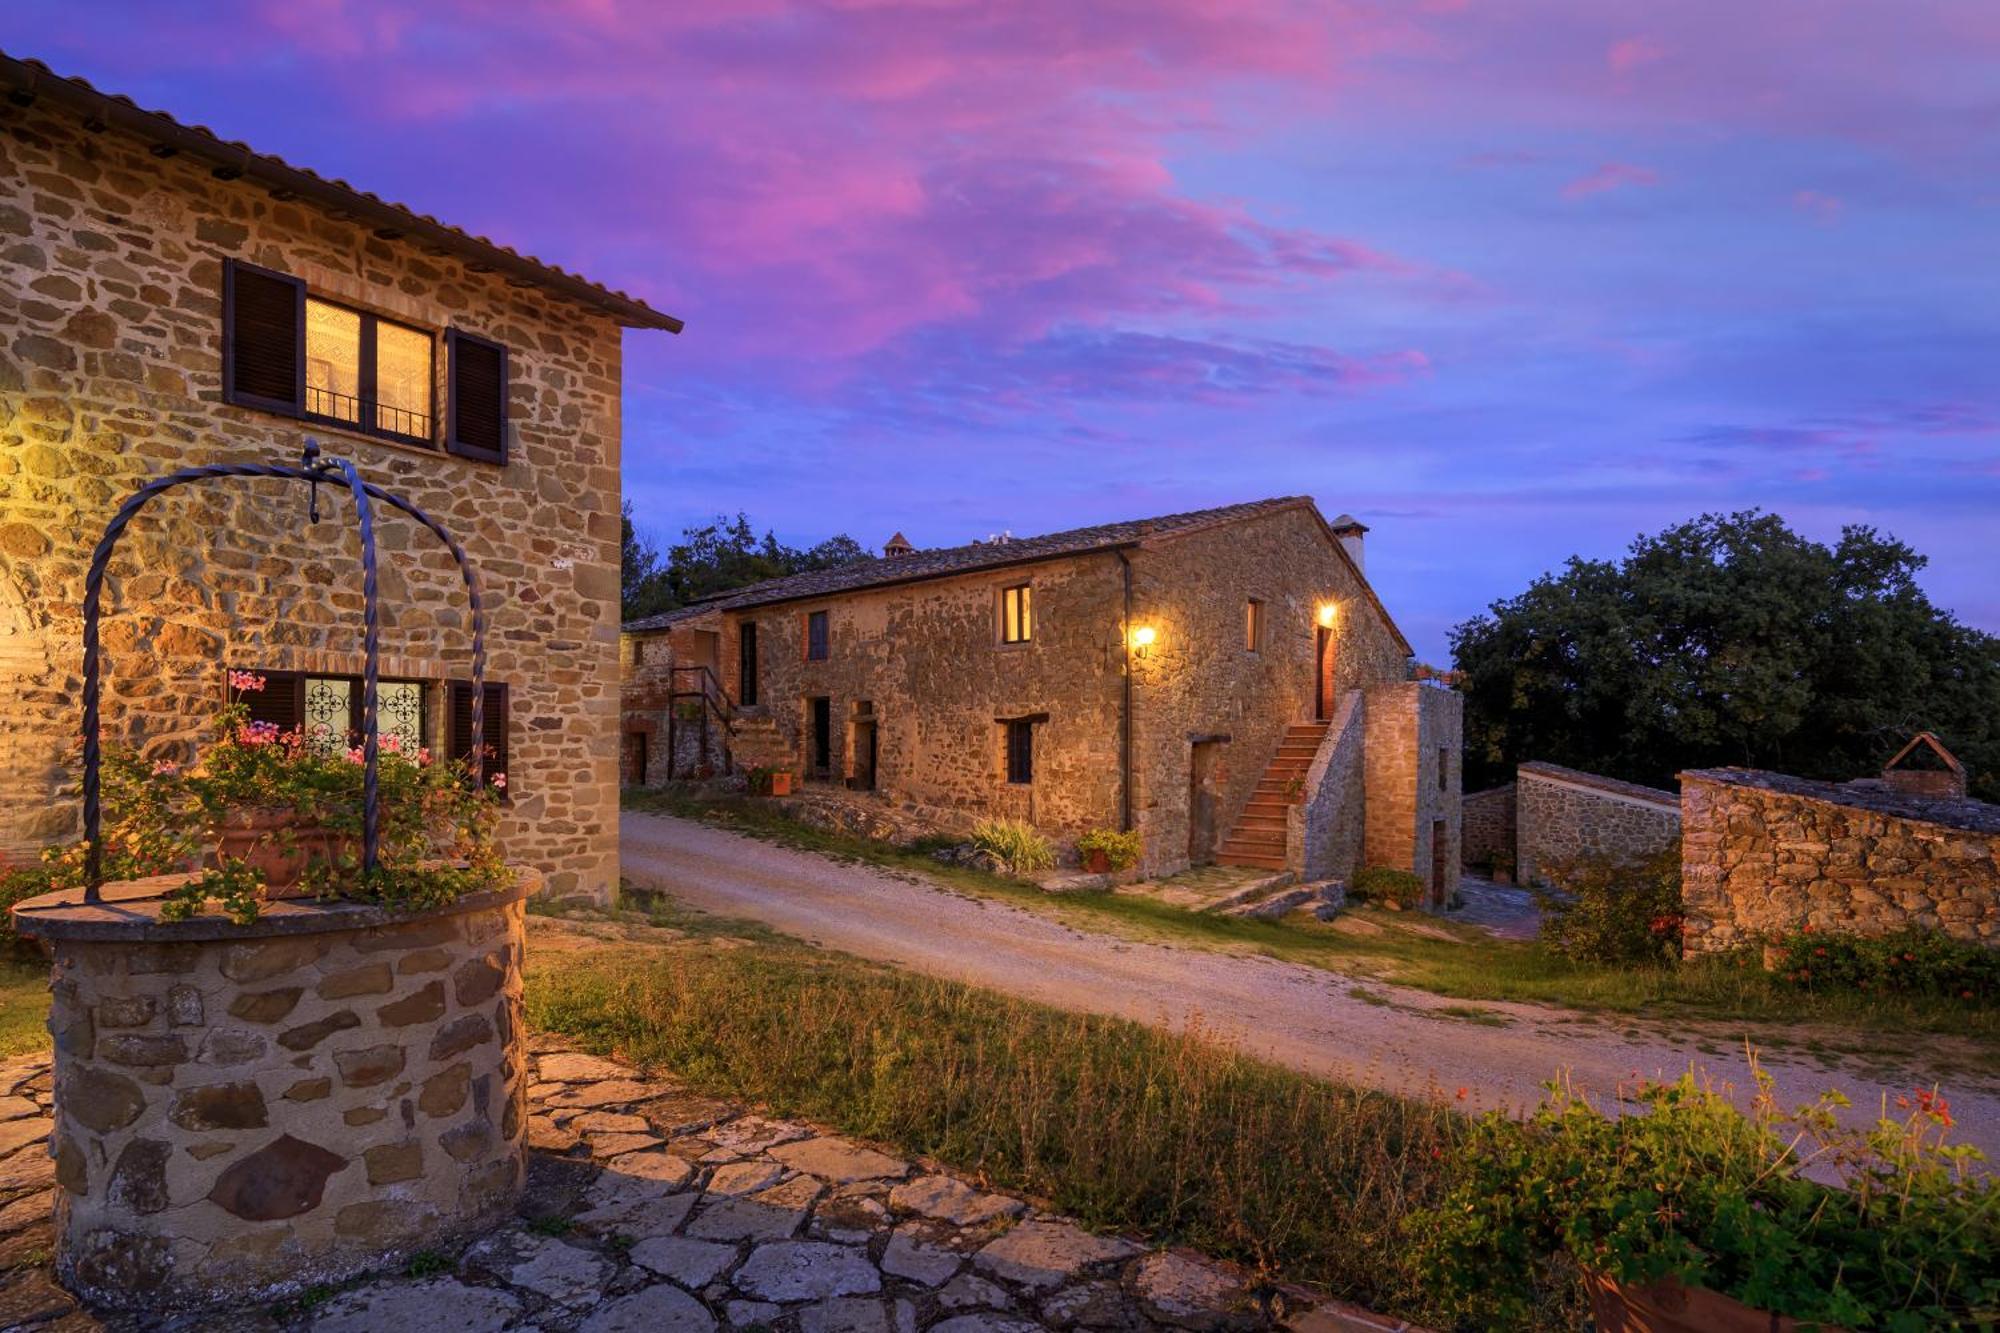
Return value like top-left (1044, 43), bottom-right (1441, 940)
top-left (1561, 162), bottom-right (1660, 199)
top-left (1792, 189), bottom-right (1844, 224)
top-left (1607, 36), bottom-right (1667, 74)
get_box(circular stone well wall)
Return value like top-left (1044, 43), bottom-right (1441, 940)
top-left (13, 876), bottom-right (533, 1312)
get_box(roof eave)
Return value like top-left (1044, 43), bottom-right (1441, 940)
top-left (720, 542), bottom-right (1145, 614)
top-left (1, 55), bottom-right (683, 333)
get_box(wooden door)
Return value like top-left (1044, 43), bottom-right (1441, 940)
top-left (1314, 625), bottom-right (1336, 721)
top-left (810, 697), bottom-right (832, 777)
top-left (738, 623), bottom-right (759, 706)
top-left (1188, 740), bottom-right (1222, 865)
top-left (854, 720), bottom-right (878, 791)
top-left (1430, 819), bottom-right (1449, 908)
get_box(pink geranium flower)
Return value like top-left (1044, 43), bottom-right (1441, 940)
top-left (227, 670), bottom-right (266, 692)
top-left (490, 772), bottom-right (507, 790)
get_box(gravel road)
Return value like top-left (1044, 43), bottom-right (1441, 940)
top-left (622, 811), bottom-right (2000, 1160)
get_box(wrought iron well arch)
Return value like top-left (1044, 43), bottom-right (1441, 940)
top-left (79, 440), bottom-right (487, 899)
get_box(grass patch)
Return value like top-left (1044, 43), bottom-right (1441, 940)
top-left (526, 920), bottom-right (1493, 1325)
top-left (622, 788), bottom-right (1998, 1048)
top-left (0, 959), bottom-right (47, 1059)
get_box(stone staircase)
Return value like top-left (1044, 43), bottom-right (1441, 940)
top-left (729, 713), bottom-right (792, 774)
top-left (1216, 720), bottom-right (1328, 870)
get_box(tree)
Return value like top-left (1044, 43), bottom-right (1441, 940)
top-left (1450, 512), bottom-right (2000, 801)
top-left (620, 508), bottom-right (872, 621)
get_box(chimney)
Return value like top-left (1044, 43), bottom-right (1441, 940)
top-left (1329, 513), bottom-right (1368, 575)
top-left (1880, 732), bottom-right (1968, 800)
top-left (883, 532), bottom-right (915, 559)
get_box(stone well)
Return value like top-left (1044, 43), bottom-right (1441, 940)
top-left (9, 871), bottom-right (537, 1311)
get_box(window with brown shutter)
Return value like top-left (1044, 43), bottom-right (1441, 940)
top-left (229, 669), bottom-right (429, 757)
top-left (223, 260), bottom-right (305, 413)
top-left (446, 329), bottom-right (509, 464)
top-left (450, 681), bottom-right (510, 799)
top-left (236, 669), bottom-right (305, 733)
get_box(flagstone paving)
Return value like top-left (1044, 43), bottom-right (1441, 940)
top-left (0, 1045), bottom-right (1425, 1331)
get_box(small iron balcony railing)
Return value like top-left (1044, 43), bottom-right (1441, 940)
top-left (306, 386), bottom-right (433, 443)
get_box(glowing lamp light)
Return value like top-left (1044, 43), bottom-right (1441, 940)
top-left (1130, 625), bottom-right (1157, 658)
top-left (1316, 603), bottom-right (1338, 629)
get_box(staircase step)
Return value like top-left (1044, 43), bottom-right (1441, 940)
top-left (1217, 851), bottom-right (1287, 870)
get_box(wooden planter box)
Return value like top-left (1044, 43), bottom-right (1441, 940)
top-left (1588, 1273), bottom-right (1850, 1333)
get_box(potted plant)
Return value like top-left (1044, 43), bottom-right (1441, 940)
top-left (1074, 828), bottom-right (1142, 875)
top-left (92, 672), bottom-right (505, 924)
top-left (1412, 1062), bottom-right (1995, 1332)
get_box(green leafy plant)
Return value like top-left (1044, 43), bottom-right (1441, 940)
top-left (1761, 925), bottom-right (1996, 1002)
top-left (1412, 1061), bottom-right (1997, 1330)
top-left (1535, 843), bottom-right (1682, 965)
top-left (90, 672), bottom-right (506, 924)
top-left (745, 765), bottom-right (776, 796)
top-left (970, 818), bottom-right (1055, 876)
top-left (1074, 828), bottom-right (1142, 872)
top-left (1351, 865), bottom-right (1424, 909)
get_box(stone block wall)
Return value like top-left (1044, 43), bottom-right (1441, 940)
top-left (1516, 762), bottom-right (1680, 887)
top-left (2, 98), bottom-right (627, 901)
top-left (1462, 783), bottom-right (1516, 872)
top-left (1362, 681), bottom-right (1462, 903)
top-left (1292, 689), bottom-right (1366, 881)
top-left (1681, 769), bottom-right (2000, 955)
top-left (40, 896), bottom-right (527, 1309)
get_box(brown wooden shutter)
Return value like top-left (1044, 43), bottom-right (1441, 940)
top-left (451, 681), bottom-right (510, 798)
top-left (236, 669), bottom-right (303, 733)
top-left (445, 329), bottom-right (509, 464)
top-left (222, 260), bottom-right (305, 413)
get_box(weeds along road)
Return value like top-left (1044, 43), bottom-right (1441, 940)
top-left (621, 811), bottom-right (2000, 1161)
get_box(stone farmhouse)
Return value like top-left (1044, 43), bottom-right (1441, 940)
top-left (0, 54), bottom-right (681, 903)
top-left (624, 498), bottom-right (1462, 892)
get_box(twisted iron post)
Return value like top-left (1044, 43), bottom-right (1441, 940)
top-left (79, 442), bottom-right (486, 900)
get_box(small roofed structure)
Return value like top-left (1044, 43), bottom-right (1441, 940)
top-left (1881, 731), bottom-right (1968, 800)
top-left (883, 532), bottom-right (916, 558)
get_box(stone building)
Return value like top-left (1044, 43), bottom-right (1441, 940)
top-left (1681, 762), bottom-right (2000, 954)
top-left (623, 498), bottom-right (1462, 892)
top-left (1512, 762), bottom-right (1681, 886)
top-left (0, 55), bottom-right (680, 903)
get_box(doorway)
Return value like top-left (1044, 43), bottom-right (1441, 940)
top-left (738, 623), bottom-right (759, 706)
top-left (1430, 818), bottom-right (1449, 908)
top-left (1314, 625), bottom-right (1336, 721)
top-left (1188, 740), bottom-right (1223, 865)
top-left (809, 696), bottom-right (832, 779)
top-left (850, 702), bottom-right (878, 792)
top-left (622, 732), bottom-right (648, 786)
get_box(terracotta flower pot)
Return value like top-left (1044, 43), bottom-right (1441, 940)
top-left (1587, 1272), bottom-right (1850, 1333)
top-left (1082, 849), bottom-right (1113, 874)
top-left (768, 771), bottom-right (794, 797)
top-left (213, 808), bottom-right (356, 896)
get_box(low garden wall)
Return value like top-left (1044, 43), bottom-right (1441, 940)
top-left (1680, 768), bottom-right (2000, 955)
top-left (12, 874), bottom-right (535, 1311)
top-left (1517, 761), bottom-right (1680, 886)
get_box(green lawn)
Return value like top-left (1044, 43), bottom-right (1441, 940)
top-left (622, 787), bottom-right (1999, 1050)
top-left (526, 904), bottom-right (1555, 1328)
top-left (0, 959), bottom-right (47, 1059)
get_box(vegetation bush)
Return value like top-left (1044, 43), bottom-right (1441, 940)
top-left (528, 935), bottom-right (1466, 1319)
top-left (1762, 925), bottom-right (1997, 1002)
top-left (1350, 866), bottom-right (1424, 909)
top-left (1412, 1064), bottom-right (1998, 1330)
top-left (970, 818), bottom-right (1055, 876)
top-left (1535, 843), bottom-right (1682, 965)
top-left (0, 861), bottom-right (53, 957)
top-left (1073, 828), bottom-right (1142, 872)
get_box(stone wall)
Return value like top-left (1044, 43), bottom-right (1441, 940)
top-left (1462, 783), bottom-right (1516, 872)
top-left (37, 894), bottom-right (527, 1309)
top-left (1681, 768), bottom-right (2000, 955)
top-left (1361, 681), bottom-right (1462, 903)
top-left (1516, 762), bottom-right (1680, 887)
top-left (1, 98), bottom-right (628, 902)
top-left (1291, 689), bottom-right (1366, 881)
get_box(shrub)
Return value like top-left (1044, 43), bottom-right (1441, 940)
top-left (1763, 925), bottom-right (1997, 1001)
top-left (1351, 866), bottom-right (1424, 909)
top-left (969, 819), bottom-right (1056, 876)
top-left (0, 862), bottom-right (53, 957)
top-left (1535, 843), bottom-right (1682, 965)
top-left (1074, 828), bottom-right (1142, 872)
top-left (1411, 1063), bottom-right (1998, 1330)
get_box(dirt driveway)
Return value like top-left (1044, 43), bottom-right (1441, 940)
top-left (622, 811), bottom-right (2000, 1160)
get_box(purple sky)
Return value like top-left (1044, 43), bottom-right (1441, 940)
top-left (12, 2), bottom-right (2000, 660)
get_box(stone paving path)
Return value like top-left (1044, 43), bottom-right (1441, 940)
top-left (0, 1044), bottom-right (1422, 1332)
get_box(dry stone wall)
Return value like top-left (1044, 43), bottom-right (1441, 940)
top-left (1, 99), bottom-right (626, 901)
top-left (1516, 762), bottom-right (1680, 886)
top-left (37, 894), bottom-right (527, 1310)
top-left (1291, 689), bottom-right (1366, 881)
top-left (1461, 783), bottom-right (1516, 872)
top-left (1681, 769), bottom-right (2000, 954)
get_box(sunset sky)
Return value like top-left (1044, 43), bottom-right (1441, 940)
top-left (10, 2), bottom-right (1998, 659)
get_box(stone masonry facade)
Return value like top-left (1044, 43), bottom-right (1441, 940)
top-left (1515, 761), bottom-right (1681, 887)
top-left (1360, 682), bottom-right (1462, 904)
top-left (1, 86), bottom-right (653, 902)
top-left (1459, 783), bottom-right (1515, 873)
top-left (37, 895), bottom-right (527, 1310)
top-left (633, 501), bottom-right (1457, 881)
top-left (1681, 768), bottom-right (2000, 955)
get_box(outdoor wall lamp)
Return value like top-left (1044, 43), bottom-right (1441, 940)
top-left (1317, 603), bottom-right (1338, 628)
top-left (1130, 625), bottom-right (1157, 659)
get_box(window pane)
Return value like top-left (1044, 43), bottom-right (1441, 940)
top-left (374, 320), bottom-right (432, 438)
top-left (1019, 586), bottom-right (1032, 641)
top-left (305, 299), bottom-right (362, 424)
top-left (302, 676), bottom-right (352, 757)
top-left (379, 682), bottom-right (425, 756)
